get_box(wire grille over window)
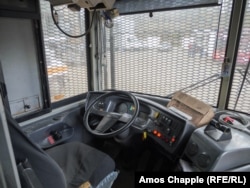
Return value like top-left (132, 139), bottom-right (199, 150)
top-left (228, 0), bottom-right (250, 113)
top-left (104, 1), bottom-right (232, 107)
top-left (40, 0), bottom-right (88, 102)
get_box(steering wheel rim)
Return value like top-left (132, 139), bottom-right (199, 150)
top-left (83, 90), bottom-right (139, 138)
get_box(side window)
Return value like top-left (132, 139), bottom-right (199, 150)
top-left (39, 0), bottom-right (88, 103)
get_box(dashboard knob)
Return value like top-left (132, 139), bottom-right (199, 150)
top-left (186, 142), bottom-right (199, 156)
top-left (197, 153), bottom-right (210, 168)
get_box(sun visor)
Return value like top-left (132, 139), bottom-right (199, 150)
top-left (114, 0), bottom-right (220, 15)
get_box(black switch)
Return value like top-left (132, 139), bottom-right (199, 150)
top-left (51, 130), bottom-right (62, 141)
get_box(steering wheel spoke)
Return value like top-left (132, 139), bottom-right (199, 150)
top-left (118, 113), bottom-right (133, 123)
top-left (90, 107), bottom-right (111, 117)
top-left (95, 111), bottom-right (122, 132)
top-left (95, 115), bottom-right (119, 133)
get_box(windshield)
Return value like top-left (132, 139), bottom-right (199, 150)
top-left (101, 1), bottom-right (250, 115)
top-left (103, 5), bottom-right (228, 105)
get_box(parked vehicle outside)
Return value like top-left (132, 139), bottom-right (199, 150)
top-left (45, 49), bottom-right (68, 101)
top-left (158, 41), bottom-right (172, 51)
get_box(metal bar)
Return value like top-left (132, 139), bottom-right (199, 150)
top-left (218, 0), bottom-right (246, 110)
top-left (0, 96), bottom-right (21, 188)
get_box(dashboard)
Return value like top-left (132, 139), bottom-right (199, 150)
top-left (85, 91), bottom-right (195, 161)
top-left (85, 91), bottom-right (250, 172)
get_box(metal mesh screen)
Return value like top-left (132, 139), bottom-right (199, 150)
top-left (228, 0), bottom-right (250, 113)
top-left (39, 0), bottom-right (88, 102)
top-left (104, 0), bottom-right (232, 107)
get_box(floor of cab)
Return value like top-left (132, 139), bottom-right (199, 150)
top-left (96, 138), bottom-right (180, 188)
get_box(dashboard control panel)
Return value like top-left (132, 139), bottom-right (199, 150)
top-left (146, 111), bottom-right (195, 160)
top-left (148, 113), bottom-right (182, 145)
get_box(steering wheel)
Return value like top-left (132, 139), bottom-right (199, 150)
top-left (83, 91), bottom-right (139, 138)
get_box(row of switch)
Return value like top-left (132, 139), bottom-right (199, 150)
top-left (152, 129), bottom-right (176, 145)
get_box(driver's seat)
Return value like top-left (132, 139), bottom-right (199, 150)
top-left (5, 108), bottom-right (118, 188)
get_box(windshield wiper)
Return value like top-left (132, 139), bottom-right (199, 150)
top-left (166, 73), bottom-right (222, 98)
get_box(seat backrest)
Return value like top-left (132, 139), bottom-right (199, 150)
top-left (6, 109), bottom-right (67, 188)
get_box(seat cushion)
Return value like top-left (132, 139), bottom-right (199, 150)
top-left (46, 142), bottom-right (116, 188)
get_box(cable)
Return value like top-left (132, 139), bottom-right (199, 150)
top-left (50, 4), bottom-right (96, 38)
top-left (166, 73), bottom-right (222, 98)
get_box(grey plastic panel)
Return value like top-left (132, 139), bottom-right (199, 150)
top-left (0, 17), bottom-right (43, 117)
top-left (183, 125), bottom-right (250, 171)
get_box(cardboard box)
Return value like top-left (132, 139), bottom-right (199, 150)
top-left (167, 91), bottom-right (214, 127)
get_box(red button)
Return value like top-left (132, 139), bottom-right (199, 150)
top-left (48, 135), bottom-right (55, 145)
top-left (157, 132), bottom-right (161, 138)
top-left (171, 136), bottom-right (176, 143)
